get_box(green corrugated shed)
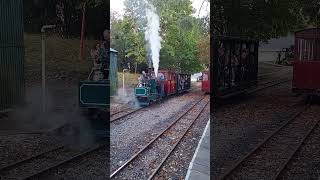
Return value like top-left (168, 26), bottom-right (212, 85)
top-left (110, 48), bottom-right (118, 96)
top-left (0, 0), bottom-right (25, 111)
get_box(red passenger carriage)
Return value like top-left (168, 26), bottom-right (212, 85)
top-left (158, 70), bottom-right (177, 95)
top-left (292, 28), bottom-right (320, 96)
top-left (202, 71), bottom-right (211, 93)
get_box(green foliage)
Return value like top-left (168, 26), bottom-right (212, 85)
top-left (23, 0), bottom-right (108, 38)
top-left (112, 0), bottom-right (208, 74)
top-left (110, 16), bottom-right (147, 70)
top-left (211, 0), bottom-right (317, 41)
top-left (160, 16), bottom-right (204, 73)
top-left (295, 0), bottom-right (320, 27)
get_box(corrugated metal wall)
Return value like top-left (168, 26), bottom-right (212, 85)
top-left (110, 51), bottom-right (118, 96)
top-left (0, 0), bottom-right (25, 111)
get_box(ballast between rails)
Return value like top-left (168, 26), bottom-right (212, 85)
top-left (110, 95), bottom-right (209, 179)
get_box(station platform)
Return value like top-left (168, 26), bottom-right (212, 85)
top-left (185, 119), bottom-right (210, 180)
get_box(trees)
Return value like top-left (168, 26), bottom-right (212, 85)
top-left (110, 15), bottom-right (147, 71)
top-left (111, 0), bottom-right (209, 73)
top-left (211, 0), bottom-right (314, 41)
top-left (23, 0), bottom-right (108, 38)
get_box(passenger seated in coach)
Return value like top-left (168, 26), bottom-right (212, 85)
top-left (218, 44), bottom-right (226, 87)
top-left (231, 52), bottom-right (239, 86)
top-left (241, 45), bottom-right (249, 81)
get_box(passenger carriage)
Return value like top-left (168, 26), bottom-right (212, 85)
top-left (292, 28), bottom-right (320, 96)
top-left (201, 71), bottom-right (210, 93)
top-left (212, 36), bottom-right (259, 98)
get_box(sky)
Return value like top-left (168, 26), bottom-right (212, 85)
top-left (110, 0), bottom-right (210, 18)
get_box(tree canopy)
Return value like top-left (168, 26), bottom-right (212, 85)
top-left (111, 0), bottom-right (210, 73)
top-left (212, 0), bottom-right (320, 41)
top-left (24, 0), bottom-right (108, 39)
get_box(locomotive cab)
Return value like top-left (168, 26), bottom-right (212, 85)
top-left (135, 78), bottom-right (158, 106)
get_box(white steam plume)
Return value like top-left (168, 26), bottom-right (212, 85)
top-left (144, 3), bottom-right (161, 77)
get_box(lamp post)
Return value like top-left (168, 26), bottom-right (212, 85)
top-left (122, 69), bottom-right (128, 96)
top-left (41, 25), bottom-right (56, 113)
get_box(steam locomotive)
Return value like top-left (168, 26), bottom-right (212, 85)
top-left (78, 48), bottom-right (118, 138)
top-left (134, 68), bottom-right (191, 106)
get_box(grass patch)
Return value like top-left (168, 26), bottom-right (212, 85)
top-left (24, 33), bottom-right (97, 85)
top-left (118, 72), bottom-right (140, 89)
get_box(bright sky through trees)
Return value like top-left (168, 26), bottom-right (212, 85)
top-left (110, 0), bottom-right (210, 19)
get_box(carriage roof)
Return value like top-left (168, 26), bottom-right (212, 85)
top-left (295, 28), bottom-right (320, 39)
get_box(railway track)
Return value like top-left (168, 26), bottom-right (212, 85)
top-left (111, 107), bottom-right (132, 116)
top-left (0, 142), bottom-right (106, 179)
top-left (110, 95), bottom-right (209, 179)
top-left (247, 78), bottom-right (291, 94)
top-left (217, 104), bottom-right (319, 180)
top-left (110, 89), bottom-right (202, 123)
top-left (110, 107), bottom-right (143, 122)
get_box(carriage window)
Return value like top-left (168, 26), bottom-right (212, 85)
top-left (203, 73), bottom-right (208, 80)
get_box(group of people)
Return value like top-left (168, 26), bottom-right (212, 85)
top-left (178, 74), bottom-right (190, 90)
top-left (217, 43), bottom-right (252, 88)
top-left (89, 30), bottom-right (109, 81)
top-left (137, 70), bottom-right (163, 83)
top-left (137, 71), bottom-right (166, 97)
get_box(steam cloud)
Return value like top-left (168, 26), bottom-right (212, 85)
top-left (144, 3), bottom-right (161, 77)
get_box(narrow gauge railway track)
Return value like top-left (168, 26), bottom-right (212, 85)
top-left (110, 89), bottom-right (201, 123)
top-left (247, 78), bottom-right (291, 94)
top-left (257, 68), bottom-right (291, 78)
top-left (111, 107), bottom-right (143, 122)
top-left (0, 142), bottom-right (106, 180)
top-left (218, 104), bottom-right (318, 180)
top-left (110, 95), bottom-right (209, 179)
top-left (257, 69), bottom-right (292, 82)
top-left (111, 107), bottom-right (132, 116)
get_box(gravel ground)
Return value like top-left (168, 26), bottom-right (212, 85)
top-left (111, 96), bottom-right (209, 179)
top-left (0, 134), bottom-right (60, 169)
top-left (110, 90), bottom-right (204, 171)
top-left (0, 145), bottom-right (84, 179)
top-left (225, 104), bottom-right (315, 179)
top-left (33, 145), bottom-right (108, 180)
top-left (110, 107), bottom-right (140, 121)
top-left (212, 64), bottom-right (308, 179)
top-left (277, 105), bottom-right (320, 180)
top-left (154, 103), bottom-right (210, 180)
top-left (0, 79), bottom-right (107, 179)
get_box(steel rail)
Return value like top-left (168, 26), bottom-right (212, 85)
top-left (22, 143), bottom-right (106, 180)
top-left (110, 107), bottom-right (143, 122)
top-left (0, 145), bottom-right (64, 172)
top-left (110, 95), bottom-right (208, 178)
top-left (147, 101), bottom-right (209, 180)
top-left (271, 114), bottom-right (320, 180)
top-left (217, 104), bottom-right (311, 180)
top-left (247, 79), bottom-right (291, 94)
top-left (110, 91), bottom-right (200, 123)
top-left (110, 107), bottom-right (131, 116)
